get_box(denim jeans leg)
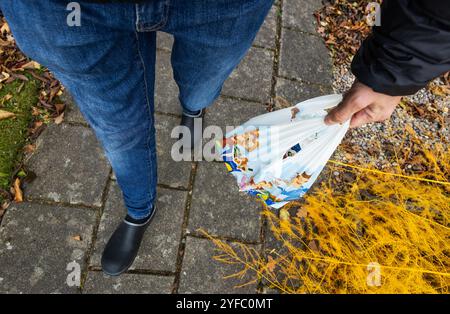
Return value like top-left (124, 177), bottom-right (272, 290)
top-left (162, 0), bottom-right (274, 112)
top-left (1, 1), bottom-right (158, 219)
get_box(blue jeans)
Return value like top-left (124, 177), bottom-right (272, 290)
top-left (1, 0), bottom-right (273, 219)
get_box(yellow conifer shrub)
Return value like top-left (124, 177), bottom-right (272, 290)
top-left (204, 139), bottom-right (449, 293)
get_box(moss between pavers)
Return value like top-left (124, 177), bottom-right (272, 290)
top-left (0, 76), bottom-right (39, 200)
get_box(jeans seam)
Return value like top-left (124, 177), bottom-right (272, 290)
top-left (135, 1), bottom-right (170, 32)
top-left (134, 30), bottom-right (154, 218)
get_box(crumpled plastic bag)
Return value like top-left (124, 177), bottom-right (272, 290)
top-left (218, 94), bottom-right (349, 208)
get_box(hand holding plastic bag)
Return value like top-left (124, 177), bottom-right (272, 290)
top-left (218, 94), bottom-right (349, 208)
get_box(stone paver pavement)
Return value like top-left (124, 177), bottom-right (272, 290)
top-left (0, 202), bottom-right (96, 293)
top-left (178, 237), bottom-right (259, 294)
top-left (23, 124), bottom-right (111, 207)
top-left (188, 161), bottom-right (261, 243)
top-left (84, 272), bottom-right (174, 294)
top-left (0, 0), bottom-right (332, 294)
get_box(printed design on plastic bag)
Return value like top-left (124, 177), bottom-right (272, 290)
top-left (218, 95), bottom-right (350, 208)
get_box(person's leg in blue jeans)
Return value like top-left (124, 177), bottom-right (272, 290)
top-left (1, 0), bottom-right (160, 275)
top-left (164, 0), bottom-right (273, 114)
top-left (0, 0), bottom-right (273, 276)
top-left (1, 1), bottom-right (159, 222)
top-left (163, 0), bottom-right (274, 148)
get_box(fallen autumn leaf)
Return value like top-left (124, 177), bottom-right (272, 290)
top-left (0, 109), bottom-right (15, 121)
top-left (13, 178), bottom-right (23, 202)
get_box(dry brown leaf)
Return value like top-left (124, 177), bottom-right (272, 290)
top-left (274, 96), bottom-right (292, 109)
top-left (0, 21), bottom-right (10, 34)
top-left (430, 85), bottom-right (450, 97)
top-left (13, 73), bottom-right (28, 81)
top-left (3, 93), bottom-right (12, 101)
top-left (13, 178), bottom-right (23, 202)
top-left (32, 120), bottom-right (43, 129)
top-left (1, 201), bottom-right (10, 211)
top-left (266, 255), bottom-right (277, 273)
top-left (0, 71), bottom-right (10, 83)
top-left (54, 103), bottom-right (65, 114)
top-left (344, 152), bottom-right (354, 161)
top-left (291, 107), bottom-right (300, 120)
top-left (4, 75), bottom-right (15, 84)
top-left (31, 107), bottom-right (40, 116)
top-left (23, 144), bottom-right (36, 153)
top-left (308, 240), bottom-right (320, 253)
top-left (72, 235), bottom-right (82, 241)
top-left (0, 109), bottom-right (15, 121)
top-left (54, 112), bottom-right (64, 124)
top-left (30, 120), bottom-right (45, 136)
top-left (20, 61), bottom-right (40, 70)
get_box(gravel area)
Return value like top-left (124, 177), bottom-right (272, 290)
top-left (330, 64), bottom-right (449, 170)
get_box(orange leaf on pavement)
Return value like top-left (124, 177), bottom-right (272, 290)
top-left (13, 178), bottom-right (23, 202)
top-left (266, 255), bottom-right (277, 273)
top-left (72, 235), bottom-right (82, 241)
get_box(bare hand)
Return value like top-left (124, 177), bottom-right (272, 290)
top-left (324, 81), bottom-right (402, 128)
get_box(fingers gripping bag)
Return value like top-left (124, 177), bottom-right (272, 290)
top-left (218, 94), bottom-right (350, 209)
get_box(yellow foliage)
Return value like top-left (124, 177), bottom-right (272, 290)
top-left (204, 141), bottom-right (450, 294)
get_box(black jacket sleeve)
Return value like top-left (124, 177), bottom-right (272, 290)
top-left (351, 0), bottom-right (450, 96)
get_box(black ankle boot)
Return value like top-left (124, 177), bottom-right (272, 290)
top-left (179, 109), bottom-right (203, 149)
top-left (101, 208), bottom-right (156, 276)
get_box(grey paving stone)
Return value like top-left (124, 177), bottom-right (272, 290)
top-left (60, 91), bottom-right (87, 125)
top-left (205, 97), bottom-right (267, 130)
top-left (275, 77), bottom-right (333, 106)
top-left (279, 28), bottom-right (332, 86)
top-left (254, 5), bottom-right (278, 50)
top-left (264, 215), bottom-right (289, 257)
top-left (24, 124), bottom-right (110, 207)
top-left (157, 31), bottom-right (173, 51)
top-left (282, 0), bottom-right (322, 34)
top-left (222, 47), bottom-right (273, 103)
top-left (178, 236), bottom-right (258, 294)
top-left (83, 272), bottom-right (174, 294)
top-left (155, 50), bottom-right (182, 116)
top-left (90, 181), bottom-right (186, 272)
top-left (204, 97), bottom-right (267, 160)
top-left (0, 202), bottom-right (96, 293)
top-left (188, 162), bottom-right (262, 243)
top-left (261, 205), bottom-right (305, 289)
top-left (155, 113), bottom-right (192, 188)
top-left (262, 286), bottom-right (281, 294)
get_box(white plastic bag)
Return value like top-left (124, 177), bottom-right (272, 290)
top-left (218, 94), bottom-right (349, 208)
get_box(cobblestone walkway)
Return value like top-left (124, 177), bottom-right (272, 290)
top-left (0, 0), bottom-right (333, 294)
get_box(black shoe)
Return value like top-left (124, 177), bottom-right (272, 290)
top-left (101, 208), bottom-right (156, 276)
top-left (179, 109), bottom-right (203, 149)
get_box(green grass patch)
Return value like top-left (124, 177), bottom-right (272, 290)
top-left (0, 77), bottom-right (40, 198)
